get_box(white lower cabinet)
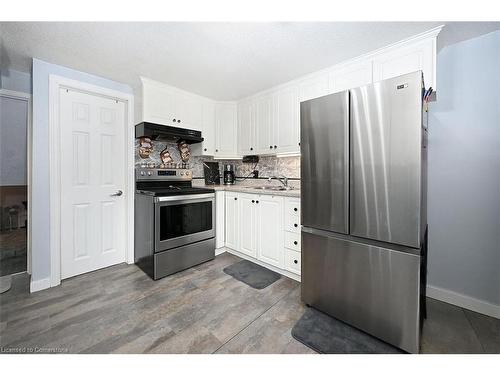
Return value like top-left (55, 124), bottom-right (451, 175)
top-left (222, 192), bottom-right (298, 279)
top-left (238, 193), bottom-right (258, 257)
top-left (224, 192), bottom-right (239, 250)
top-left (257, 195), bottom-right (284, 268)
top-left (215, 191), bottom-right (225, 249)
top-left (284, 249), bottom-right (301, 275)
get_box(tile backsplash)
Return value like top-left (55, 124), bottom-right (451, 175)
top-left (135, 140), bottom-right (300, 179)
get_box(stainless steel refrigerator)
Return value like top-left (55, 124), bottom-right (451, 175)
top-left (300, 71), bottom-right (428, 353)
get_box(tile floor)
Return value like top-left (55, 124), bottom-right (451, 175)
top-left (0, 252), bottom-right (498, 354)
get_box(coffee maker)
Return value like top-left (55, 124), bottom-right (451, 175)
top-left (223, 164), bottom-right (236, 185)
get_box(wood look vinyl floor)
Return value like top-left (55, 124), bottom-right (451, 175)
top-left (0, 252), bottom-right (499, 354)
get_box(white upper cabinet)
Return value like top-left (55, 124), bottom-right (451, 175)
top-left (273, 85), bottom-right (300, 155)
top-left (141, 78), bottom-right (177, 125)
top-left (141, 77), bottom-right (204, 130)
top-left (192, 100), bottom-right (216, 156)
top-left (237, 99), bottom-right (255, 155)
top-left (329, 61), bottom-right (373, 93)
top-left (298, 73), bottom-right (330, 102)
top-left (215, 102), bottom-right (239, 158)
top-left (175, 93), bottom-right (203, 131)
top-left (372, 37), bottom-right (437, 90)
top-left (254, 94), bottom-right (274, 155)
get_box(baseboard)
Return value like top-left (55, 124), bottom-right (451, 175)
top-left (427, 285), bottom-right (500, 319)
top-left (215, 247), bottom-right (226, 256)
top-left (30, 277), bottom-right (51, 293)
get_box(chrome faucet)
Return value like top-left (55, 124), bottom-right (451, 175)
top-left (268, 175), bottom-right (289, 188)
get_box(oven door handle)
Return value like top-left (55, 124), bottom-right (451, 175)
top-left (154, 193), bottom-right (215, 203)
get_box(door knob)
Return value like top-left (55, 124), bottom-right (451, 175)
top-left (110, 190), bottom-right (123, 197)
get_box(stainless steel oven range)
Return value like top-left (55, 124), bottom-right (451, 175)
top-left (134, 167), bottom-right (215, 280)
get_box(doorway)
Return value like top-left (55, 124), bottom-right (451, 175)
top-left (0, 90), bottom-right (30, 280)
top-left (48, 76), bottom-right (135, 287)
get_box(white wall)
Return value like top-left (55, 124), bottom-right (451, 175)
top-left (427, 31), bottom-right (500, 307)
top-left (0, 96), bottom-right (28, 185)
top-left (0, 69), bottom-right (32, 94)
top-left (31, 59), bottom-right (133, 284)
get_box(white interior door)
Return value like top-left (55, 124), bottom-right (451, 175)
top-left (60, 88), bottom-right (126, 279)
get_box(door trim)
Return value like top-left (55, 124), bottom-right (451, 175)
top-left (48, 75), bottom-right (134, 288)
top-left (0, 89), bottom-right (32, 275)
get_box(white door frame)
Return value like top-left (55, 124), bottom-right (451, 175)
top-left (48, 75), bottom-right (134, 287)
top-left (0, 89), bottom-right (32, 275)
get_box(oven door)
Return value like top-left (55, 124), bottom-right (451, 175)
top-left (154, 193), bottom-right (215, 252)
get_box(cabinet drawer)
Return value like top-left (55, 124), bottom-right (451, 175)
top-left (285, 231), bottom-right (301, 251)
top-left (285, 199), bottom-right (300, 217)
top-left (285, 214), bottom-right (301, 233)
top-left (284, 249), bottom-right (301, 275)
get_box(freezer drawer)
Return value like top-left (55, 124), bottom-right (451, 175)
top-left (301, 228), bottom-right (421, 353)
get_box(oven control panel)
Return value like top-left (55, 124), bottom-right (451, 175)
top-left (136, 168), bottom-right (192, 181)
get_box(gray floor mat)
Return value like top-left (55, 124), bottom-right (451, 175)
top-left (292, 307), bottom-right (405, 354)
top-left (223, 260), bottom-right (281, 289)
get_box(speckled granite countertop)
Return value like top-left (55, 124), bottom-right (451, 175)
top-left (192, 180), bottom-right (300, 198)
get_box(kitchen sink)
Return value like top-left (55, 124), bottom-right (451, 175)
top-left (245, 186), bottom-right (291, 191)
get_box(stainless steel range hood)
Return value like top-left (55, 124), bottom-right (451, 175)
top-left (135, 122), bottom-right (204, 144)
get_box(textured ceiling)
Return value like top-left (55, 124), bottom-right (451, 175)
top-left (1, 22), bottom-right (499, 100)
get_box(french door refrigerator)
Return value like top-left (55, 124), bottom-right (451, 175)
top-left (300, 71), bottom-right (428, 354)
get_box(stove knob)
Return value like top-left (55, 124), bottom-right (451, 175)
top-left (147, 171), bottom-right (152, 176)
top-left (185, 171), bottom-right (190, 176)
top-left (180, 172), bottom-right (185, 176)
top-left (140, 171), bottom-right (145, 176)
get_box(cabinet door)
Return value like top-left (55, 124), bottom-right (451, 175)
top-left (142, 80), bottom-right (177, 125)
top-left (215, 191), bottom-right (225, 249)
top-left (329, 61), bottom-right (373, 93)
top-left (372, 38), bottom-right (436, 89)
top-left (225, 192), bottom-right (239, 250)
top-left (215, 103), bottom-right (238, 158)
top-left (254, 95), bottom-right (274, 154)
top-left (257, 195), bottom-right (284, 268)
top-left (176, 93), bottom-right (203, 131)
top-left (237, 100), bottom-right (255, 155)
top-left (273, 86), bottom-right (300, 155)
top-left (238, 193), bottom-right (257, 257)
top-left (201, 101), bottom-right (216, 155)
top-left (190, 100), bottom-right (215, 156)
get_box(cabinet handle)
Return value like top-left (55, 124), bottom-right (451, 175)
top-left (234, 197), bottom-right (237, 200)
top-left (298, 142), bottom-right (301, 146)
top-left (250, 147), bottom-right (253, 151)
top-left (204, 148), bottom-right (207, 151)
top-left (274, 145), bottom-right (277, 149)
top-left (294, 241), bottom-right (298, 245)
top-left (294, 223), bottom-right (298, 227)
top-left (256, 200), bottom-right (259, 204)
top-left (294, 259), bottom-right (298, 264)
top-left (177, 119), bottom-right (181, 123)
top-left (252, 200), bottom-right (255, 203)
top-left (216, 149), bottom-right (218, 152)
top-left (269, 145), bottom-right (273, 149)
top-left (294, 208), bottom-right (298, 212)
top-left (173, 119), bottom-right (176, 122)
